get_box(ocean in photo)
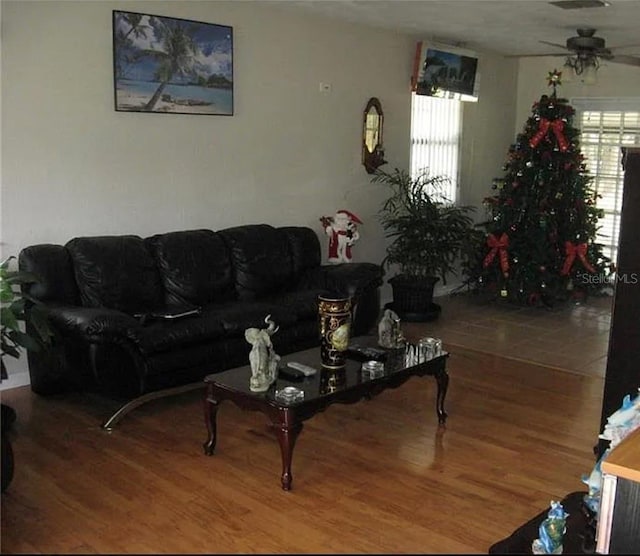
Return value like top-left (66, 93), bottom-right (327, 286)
top-left (116, 79), bottom-right (233, 114)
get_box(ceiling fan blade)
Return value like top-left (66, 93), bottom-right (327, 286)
top-left (505, 53), bottom-right (568, 58)
top-left (608, 43), bottom-right (640, 52)
top-left (606, 55), bottom-right (640, 67)
top-left (540, 40), bottom-right (568, 50)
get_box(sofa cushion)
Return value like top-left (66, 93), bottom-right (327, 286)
top-left (145, 229), bottom-right (235, 306)
top-left (128, 301), bottom-right (298, 356)
top-left (128, 313), bottom-right (226, 355)
top-left (263, 288), bottom-right (328, 320)
top-left (66, 235), bottom-right (164, 314)
top-left (278, 226), bottom-right (322, 281)
top-left (218, 225), bottom-right (294, 300)
top-left (206, 301), bottom-right (299, 336)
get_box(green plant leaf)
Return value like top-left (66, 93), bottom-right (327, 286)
top-left (1, 343), bottom-right (21, 359)
top-left (374, 167), bottom-right (475, 282)
top-left (0, 254), bottom-right (52, 365)
top-left (8, 329), bottom-right (41, 352)
top-left (1, 307), bottom-right (20, 331)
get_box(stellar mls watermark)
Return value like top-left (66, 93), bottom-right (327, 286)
top-left (576, 272), bottom-right (639, 285)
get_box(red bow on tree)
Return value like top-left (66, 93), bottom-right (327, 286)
top-left (529, 119), bottom-right (550, 149)
top-left (550, 119), bottom-right (569, 152)
top-left (561, 241), bottom-right (595, 275)
top-left (529, 118), bottom-right (569, 152)
top-left (483, 233), bottom-right (510, 276)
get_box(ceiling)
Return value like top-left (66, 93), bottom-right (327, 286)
top-left (270, 0), bottom-right (640, 58)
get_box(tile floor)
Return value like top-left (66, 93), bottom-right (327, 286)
top-left (401, 292), bottom-right (613, 378)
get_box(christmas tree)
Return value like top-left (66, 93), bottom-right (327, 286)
top-left (464, 70), bottom-right (611, 307)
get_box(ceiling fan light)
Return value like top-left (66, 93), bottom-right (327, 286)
top-left (563, 57), bottom-right (575, 81)
top-left (582, 62), bottom-right (598, 84)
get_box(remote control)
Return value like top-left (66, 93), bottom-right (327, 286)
top-left (346, 344), bottom-right (388, 362)
top-left (287, 361), bottom-right (318, 376)
top-left (278, 366), bottom-right (305, 381)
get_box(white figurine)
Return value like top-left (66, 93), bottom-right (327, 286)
top-left (245, 315), bottom-right (281, 392)
top-left (378, 308), bottom-right (402, 349)
top-left (320, 210), bottom-right (363, 264)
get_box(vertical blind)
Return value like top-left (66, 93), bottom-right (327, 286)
top-left (410, 93), bottom-right (461, 202)
top-left (574, 100), bottom-right (640, 266)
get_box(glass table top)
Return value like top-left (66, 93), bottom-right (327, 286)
top-left (204, 337), bottom-right (448, 407)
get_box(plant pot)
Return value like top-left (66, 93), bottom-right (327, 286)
top-left (388, 274), bottom-right (440, 320)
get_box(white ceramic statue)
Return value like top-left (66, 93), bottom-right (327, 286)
top-left (378, 307), bottom-right (402, 348)
top-left (245, 315), bottom-right (281, 392)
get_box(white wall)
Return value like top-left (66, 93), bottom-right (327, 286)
top-left (1, 1), bottom-right (413, 258)
top-left (1, 1), bottom-right (518, 386)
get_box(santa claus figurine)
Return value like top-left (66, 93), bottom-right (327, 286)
top-left (319, 210), bottom-right (363, 264)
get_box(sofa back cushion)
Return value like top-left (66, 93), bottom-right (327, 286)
top-left (145, 229), bottom-right (235, 306)
top-left (18, 244), bottom-right (80, 305)
top-left (278, 226), bottom-right (322, 280)
top-left (218, 224), bottom-right (293, 300)
top-left (66, 235), bottom-right (164, 313)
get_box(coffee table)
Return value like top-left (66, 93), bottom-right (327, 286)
top-left (202, 336), bottom-right (449, 490)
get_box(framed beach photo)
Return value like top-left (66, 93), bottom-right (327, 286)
top-left (411, 42), bottom-right (479, 101)
top-left (112, 10), bottom-right (233, 116)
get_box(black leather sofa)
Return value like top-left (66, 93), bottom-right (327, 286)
top-left (19, 224), bottom-right (383, 426)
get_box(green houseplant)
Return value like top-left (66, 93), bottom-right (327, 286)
top-left (1, 255), bottom-right (52, 492)
top-left (1, 256), bottom-right (52, 378)
top-left (372, 167), bottom-right (475, 320)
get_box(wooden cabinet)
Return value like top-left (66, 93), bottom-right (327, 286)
top-left (596, 427), bottom-right (640, 553)
top-left (598, 148), bottom-right (640, 457)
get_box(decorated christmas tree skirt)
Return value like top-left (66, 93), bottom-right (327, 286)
top-left (488, 491), bottom-right (595, 554)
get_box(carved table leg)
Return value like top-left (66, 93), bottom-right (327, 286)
top-left (271, 410), bottom-right (303, 491)
top-left (203, 390), bottom-right (219, 456)
top-left (434, 366), bottom-right (449, 425)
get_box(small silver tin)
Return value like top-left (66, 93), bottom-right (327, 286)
top-left (361, 360), bottom-right (385, 378)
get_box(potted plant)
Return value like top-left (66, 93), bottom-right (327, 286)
top-left (1, 255), bottom-right (52, 492)
top-left (372, 167), bottom-right (475, 321)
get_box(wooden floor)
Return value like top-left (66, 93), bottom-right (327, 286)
top-left (1, 344), bottom-right (603, 554)
top-left (403, 292), bottom-right (613, 378)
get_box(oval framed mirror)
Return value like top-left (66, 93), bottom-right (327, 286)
top-left (362, 97), bottom-right (386, 174)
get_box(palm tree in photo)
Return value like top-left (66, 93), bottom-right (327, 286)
top-left (143, 18), bottom-right (200, 111)
top-left (114, 12), bottom-right (151, 79)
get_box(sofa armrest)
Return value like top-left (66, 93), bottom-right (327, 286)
top-left (46, 305), bottom-right (140, 342)
top-left (301, 263), bottom-right (384, 298)
top-left (299, 263), bottom-right (383, 336)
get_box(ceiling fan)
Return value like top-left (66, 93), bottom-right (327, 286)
top-left (512, 28), bottom-right (640, 82)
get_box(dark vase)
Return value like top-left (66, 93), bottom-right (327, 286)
top-left (387, 274), bottom-right (441, 322)
top-left (319, 368), bottom-right (347, 394)
top-left (318, 295), bottom-right (352, 369)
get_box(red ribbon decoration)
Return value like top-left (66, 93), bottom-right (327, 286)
top-left (529, 118), bottom-right (568, 152)
top-left (529, 118), bottom-right (550, 148)
top-left (550, 119), bottom-right (568, 152)
top-left (561, 241), bottom-right (595, 275)
top-left (483, 233), bottom-right (510, 276)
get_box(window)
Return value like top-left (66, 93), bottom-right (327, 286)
top-left (410, 93), bottom-right (462, 202)
top-left (574, 99), bottom-right (640, 266)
